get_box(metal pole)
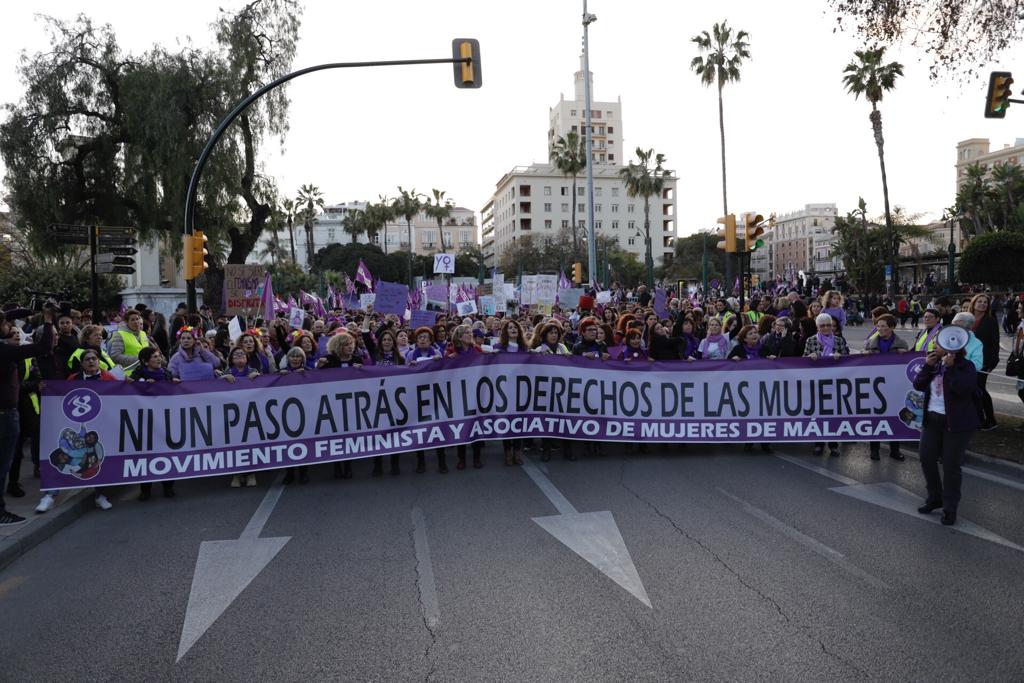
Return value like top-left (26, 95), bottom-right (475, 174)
top-left (582, 2), bottom-right (597, 286)
top-left (90, 225), bottom-right (100, 324)
top-left (946, 217), bottom-right (956, 295)
top-left (182, 55), bottom-right (471, 313)
top-left (701, 232), bottom-right (708, 298)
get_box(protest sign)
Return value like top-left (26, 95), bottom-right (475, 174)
top-left (288, 306), bottom-right (305, 329)
top-left (41, 354), bottom-right (924, 490)
top-left (596, 291), bottom-right (612, 304)
top-left (409, 310), bottom-right (436, 329)
top-left (373, 281), bottom-right (409, 316)
top-left (480, 295), bottom-right (496, 315)
top-left (654, 288), bottom-right (668, 319)
top-left (536, 275), bottom-right (558, 306)
top-left (433, 253), bottom-right (456, 274)
top-left (456, 300), bottom-right (478, 316)
top-left (228, 316), bottom-right (243, 343)
top-left (224, 264), bottom-right (265, 316)
top-left (359, 293), bottom-right (376, 311)
top-left (520, 275), bottom-right (538, 305)
top-left (559, 288), bottom-right (584, 309)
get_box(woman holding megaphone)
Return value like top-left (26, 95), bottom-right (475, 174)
top-left (912, 325), bottom-right (982, 527)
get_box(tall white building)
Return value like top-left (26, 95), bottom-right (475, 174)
top-left (548, 56), bottom-right (623, 166)
top-left (485, 62), bottom-right (676, 269)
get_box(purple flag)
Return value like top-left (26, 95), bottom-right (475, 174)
top-left (288, 295), bottom-right (298, 309)
top-left (326, 284), bottom-right (336, 309)
top-left (355, 260), bottom-right (374, 290)
top-left (558, 271), bottom-right (572, 290)
top-left (345, 275), bottom-right (355, 295)
top-left (260, 272), bottom-right (275, 320)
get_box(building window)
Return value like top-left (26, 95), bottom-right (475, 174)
top-left (628, 220), bottom-right (636, 230)
top-left (443, 233), bottom-right (453, 248)
top-left (544, 220), bottom-right (552, 229)
top-left (561, 203), bottom-right (569, 212)
top-left (520, 202), bottom-right (531, 213)
top-left (561, 219), bottom-right (569, 228)
top-left (595, 204), bottom-right (602, 212)
top-left (460, 229), bottom-right (471, 244)
top-left (608, 126), bottom-right (614, 133)
top-left (592, 110), bottom-right (601, 119)
top-left (612, 220), bottom-right (619, 229)
top-left (599, 154), bottom-right (605, 162)
top-left (560, 187), bottom-right (568, 196)
top-left (628, 237), bottom-right (636, 246)
top-left (577, 187), bottom-right (585, 196)
top-left (611, 204), bottom-right (619, 213)
top-left (570, 109), bottom-right (577, 116)
top-left (327, 228), bottom-right (336, 241)
top-left (628, 204), bottom-right (635, 213)
top-left (578, 203), bottom-right (585, 213)
top-left (519, 185), bottom-right (531, 197)
top-left (544, 202), bottom-right (552, 212)
top-left (611, 187), bottom-right (619, 197)
top-left (571, 125), bottom-right (577, 133)
top-left (578, 220), bottom-right (586, 229)
top-left (595, 220), bottom-right (602, 229)
top-left (598, 126), bottom-right (605, 135)
top-left (609, 154), bottom-right (614, 162)
top-left (544, 186), bottom-right (551, 196)
top-left (595, 187), bottom-right (602, 196)
top-left (521, 218), bottom-right (532, 230)
top-left (606, 111), bottom-right (613, 118)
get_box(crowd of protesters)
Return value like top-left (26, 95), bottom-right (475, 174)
top-left (1, 281), bottom-right (1020, 528)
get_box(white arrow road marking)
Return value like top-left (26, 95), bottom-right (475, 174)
top-left (521, 457), bottom-right (651, 608)
top-left (177, 475), bottom-right (290, 663)
top-left (776, 454), bottom-right (1024, 554)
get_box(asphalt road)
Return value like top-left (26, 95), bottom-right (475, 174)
top-left (3, 439), bottom-right (1024, 682)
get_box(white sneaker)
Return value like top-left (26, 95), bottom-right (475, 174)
top-left (95, 494), bottom-right (113, 510)
top-left (35, 494), bottom-right (55, 514)
top-left (230, 475), bottom-right (242, 488)
top-left (245, 473), bottom-right (257, 487)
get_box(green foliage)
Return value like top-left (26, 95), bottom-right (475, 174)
top-left (955, 161), bottom-right (1024, 235)
top-left (690, 21), bottom-right (751, 90)
top-left (958, 231), bottom-right (1024, 288)
top-left (496, 233), bottom-right (641, 285)
top-left (314, 242), bottom-right (409, 284)
top-left (0, 262), bottom-right (122, 311)
top-left (664, 233), bottom-right (726, 283)
top-left (267, 262), bottom-right (318, 298)
top-left (455, 246), bottom-right (486, 279)
top-left (549, 132), bottom-right (587, 262)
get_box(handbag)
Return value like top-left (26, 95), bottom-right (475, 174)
top-left (1007, 350), bottom-right (1022, 377)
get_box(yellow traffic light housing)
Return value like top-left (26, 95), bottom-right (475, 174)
top-left (183, 230), bottom-right (209, 280)
top-left (985, 71), bottom-right (1013, 119)
top-left (572, 262), bottom-right (584, 285)
top-left (743, 212), bottom-right (765, 252)
top-left (715, 214), bottom-right (737, 253)
top-left (452, 39), bottom-right (482, 89)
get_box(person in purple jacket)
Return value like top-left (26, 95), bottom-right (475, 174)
top-left (168, 327), bottom-right (221, 380)
top-left (912, 335), bottom-right (981, 526)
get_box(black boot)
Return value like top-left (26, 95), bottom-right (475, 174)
top-left (890, 444), bottom-right (905, 461)
top-left (438, 449), bottom-right (448, 474)
top-left (333, 462), bottom-right (344, 479)
top-left (456, 445), bottom-right (467, 470)
top-left (139, 483), bottom-right (152, 501)
top-left (870, 443), bottom-right (881, 461)
top-left (564, 442), bottom-right (576, 461)
top-left (342, 461), bottom-right (353, 479)
top-left (390, 454), bottom-right (400, 476)
top-left (472, 443), bottom-right (483, 469)
top-left (162, 481), bottom-right (176, 498)
top-left (372, 456), bottom-right (383, 477)
top-left (416, 451), bottom-right (426, 474)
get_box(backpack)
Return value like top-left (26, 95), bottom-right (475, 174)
top-left (897, 299), bottom-right (908, 313)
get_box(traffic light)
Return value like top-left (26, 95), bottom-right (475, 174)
top-left (985, 71), bottom-right (1013, 119)
top-left (183, 230), bottom-right (209, 280)
top-left (572, 262), bottom-right (583, 284)
top-left (715, 214), bottom-right (737, 253)
top-left (452, 39), bottom-right (482, 88)
top-left (742, 212), bottom-right (765, 252)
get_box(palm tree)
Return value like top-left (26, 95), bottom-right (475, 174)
top-left (423, 188), bottom-right (454, 254)
top-left (990, 161), bottom-right (1024, 230)
top-left (842, 46), bottom-right (904, 294)
top-left (549, 131), bottom-right (587, 262)
top-left (295, 184), bottom-right (325, 267)
top-left (364, 196), bottom-right (394, 253)
top-left (955, 163), bottom-right (994, 235)
top-left (280, 198), bottom-right (298, 263)
top-left (341, 208), bottom-right (366, 244)
top-left (255, 230), bottom-right (288, 266)
top-left (392, 186), bottom-right (424, 286)
top-left (690, 21), bottom-right (750, 217)
top-left (619, 148), bottom-right (671, 288)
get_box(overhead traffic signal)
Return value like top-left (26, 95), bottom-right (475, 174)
top-left (452, 39), bottom-right (482, 89)
top-left (183, 230), bottom-right (209, 280)
top-left (572, 261), bottom-right (584, 284)
top-left (715, 214), bottom-right (737, 253)
top-left (985, 71), bottom-right (1013, 119)
top-left (742, 212), bottom-right (765, 252)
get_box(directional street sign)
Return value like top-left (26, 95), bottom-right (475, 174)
top-left (95, 264), bottom-right (136, 275)
top-left (98, 236), bottom-right (137, 247)
top-left (95, 253), bottom-right (135, 266)
top-left (99, 247), bottom-right (138, 256)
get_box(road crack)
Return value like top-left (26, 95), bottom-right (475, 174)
top-left (410, 504), bottom-right (439, 682)
top-left (617, 459), bottom-right (869, 679)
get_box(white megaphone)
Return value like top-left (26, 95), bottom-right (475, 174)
top-left (936, 325), bottom-right (969, 352)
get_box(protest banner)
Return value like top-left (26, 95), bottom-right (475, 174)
top-left (536, 275), bottom-right (558, 306)
top-left (520, 275), bottom-right (538, 305)
top-left (373, 281), bottom-right (409, 316)
top-left (456, 300), bottom-right (478, 316)
top-left (359, 293), bottom-right (376, 311)
top-left (41, 354), bottom-right (923, 490)
top-left (224, 264), bottom-right (265, 316)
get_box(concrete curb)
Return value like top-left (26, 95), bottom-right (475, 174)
top-left (0, 489), bottom-right (94, 572)
top-left (900, 445), bottom-right (1024, 479)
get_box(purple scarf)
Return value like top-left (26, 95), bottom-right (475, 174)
top-left (816, 332), bottom-right (835, 356)
top-left (704, 334), bottom-right (729, 358)
top-left (744, 343), bottom-right (762, 359)
top-left (877, 335), bottom-right (895, 354)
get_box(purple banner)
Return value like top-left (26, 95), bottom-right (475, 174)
top-left (40, 354), bottom-right (924, 490)
top-left (409, 310), bottom-right (437, 329)
top-left (373, 281), bottom-right (409, 316)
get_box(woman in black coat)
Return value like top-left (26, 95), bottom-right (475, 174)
top-left (967, 293), bottom-right (1000, 430)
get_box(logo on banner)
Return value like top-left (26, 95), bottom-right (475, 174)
top-left (62, 388), bottom-right (102, 422)
top-left (904, 357), bottom-right (927, 383)
top-left (47, 425), bottom-right (106, 481)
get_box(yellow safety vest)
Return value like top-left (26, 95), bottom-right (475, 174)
top-left (914, 326), bottom-right (940, 352)
top-left (68, 347), bottom-right (116, 372)
top-left (118, 329), bottom-right (149, 359)
top-left (745, 311), bottom-right (764, 324)
top-left (23, 359), bottom-right (39, 415)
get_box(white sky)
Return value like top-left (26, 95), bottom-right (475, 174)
top-left (1, 0), bottom-right (1022, 236)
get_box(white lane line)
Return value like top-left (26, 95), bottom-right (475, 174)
top-left (411, 507), bottom-right (441, 629)
top-left (962, 465), bottom-right (1024, 493)
top-left (717, 488), bottom-right (889, 590)
top-left (240, 477), bottom-right (286, 539)
top-left (521, 457), bottom-right (578, 514)
top-left (774, 454), bottom-right (861, 486)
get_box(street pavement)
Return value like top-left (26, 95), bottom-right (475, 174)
top-left (2, 439), bottom-right (1024, 682)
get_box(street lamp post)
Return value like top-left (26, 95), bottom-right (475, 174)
top-left (582, 1), bottom-right (598, 286)
top-left (946, 215), bottom-right (957, 295)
